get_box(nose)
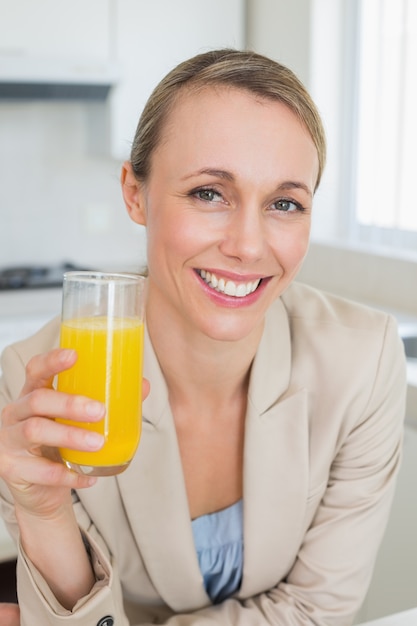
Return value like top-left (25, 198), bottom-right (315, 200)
top-left (219, 204), bottom-right (265, 263)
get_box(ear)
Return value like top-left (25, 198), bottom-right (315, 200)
top-left (120, 161), bottom-right (147, 226)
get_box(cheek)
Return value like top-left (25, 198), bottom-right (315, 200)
top-left (145, 212), bottom-right (200, 268)
top-left (149, 208), bottom-right (216, 252)
top-left (271, 222), bottom-right (311, 265)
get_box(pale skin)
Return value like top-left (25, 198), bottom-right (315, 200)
top-left (0, 86), bottom-right (318, 613)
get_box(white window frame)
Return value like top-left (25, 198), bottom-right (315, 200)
top-left (350, 0), bottom-right (417, 252)
top-left (310, 0), bottom-right (417, 257)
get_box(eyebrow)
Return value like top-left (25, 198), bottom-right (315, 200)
top-left (182, 168), bottom-right (235, 182)
top-left (183, 168), bottom-right (313, 198)
top-left (278, 180), bottom-right (313, 199)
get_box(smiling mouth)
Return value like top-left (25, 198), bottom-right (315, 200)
top-left (197, 269), bottom-right (262, 297)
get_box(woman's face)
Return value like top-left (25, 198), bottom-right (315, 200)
top-left (124, 87), bottom-right (319, 342)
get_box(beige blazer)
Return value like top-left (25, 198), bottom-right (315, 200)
top-left (0, 282), bottom-right (407, 626)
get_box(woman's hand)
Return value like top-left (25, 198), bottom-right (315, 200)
top-left (0, 348), bottom-right (106, 520)
top-left (0, 603), bottom-right (20, 626)
top-left (0, 347), bottom-right (150, 608)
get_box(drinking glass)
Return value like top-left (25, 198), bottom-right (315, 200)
top-left (57, 271), bottom-right (146, 476)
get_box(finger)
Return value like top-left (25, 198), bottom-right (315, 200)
top-left (6, 454), bottom-right (98, 491)
top-left (3, 387), bottom-right (105, 427)
top-left (9, 416), bottom-right (105, 456)
top-left (0, 419), bottom-right (104, 485)
top-left (20, 348), bottom-right (77, 396)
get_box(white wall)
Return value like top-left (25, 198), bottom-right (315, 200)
top-left (0, 101), bottom-right (144, 270)
top-left (246, 0), bottom-right (312, 86)
top-left (298, 240), bottom-right (417, 316)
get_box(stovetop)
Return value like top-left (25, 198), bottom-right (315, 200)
top-left (0, 262), bottom-right (86, 290)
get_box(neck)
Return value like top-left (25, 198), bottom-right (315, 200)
top-left (145, 295), bottom-right (263, 410)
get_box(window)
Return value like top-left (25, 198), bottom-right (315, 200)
top-left (351, 0), bottom-right (417, 250)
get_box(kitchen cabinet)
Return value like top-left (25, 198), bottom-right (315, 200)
top-left (0, 0), bottom-right (111, 61)
top-left (0, 0), bottom-right (116, 92)
top-left (106, 0), bottom-right (245, 158)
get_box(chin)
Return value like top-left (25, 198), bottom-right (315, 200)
top-left (198, 316), bottom-right (262, 343)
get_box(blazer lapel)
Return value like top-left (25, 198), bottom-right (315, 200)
top-left (239, 389), bottom-right (309, 597)
top-left (238, 298), bottom-right (310, 598)
top-left (116, 325), bottom-right (210, 611)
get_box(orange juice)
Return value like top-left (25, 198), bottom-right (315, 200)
top-left (57, 316), bottom-right (144, 472)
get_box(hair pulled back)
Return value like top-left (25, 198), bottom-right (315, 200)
top-left (130, 49), bottom-right (326, 190)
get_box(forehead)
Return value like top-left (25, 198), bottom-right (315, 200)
top-left (163, 85), bottom-right (304, 137)
top-left (150, 86), bottom-right (319, 188)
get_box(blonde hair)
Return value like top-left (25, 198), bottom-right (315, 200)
top-left (130, 49), bottom-right (326, 190)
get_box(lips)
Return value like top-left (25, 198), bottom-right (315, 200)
top-left (198, 269), bottom-right (261, 297)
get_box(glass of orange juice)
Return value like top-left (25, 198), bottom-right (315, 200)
top-left (57, 271), bottom-right (146, 476)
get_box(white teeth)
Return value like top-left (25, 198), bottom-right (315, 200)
top-left (210, 274), bottom-right (218, 288)
top-left (225, 281), bottom-right (236, 296)
top-left (198, 270), bottom-right (260, 297)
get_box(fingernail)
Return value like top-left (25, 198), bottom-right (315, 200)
top-left (86, 401), bottom-right (104, 418)
top-left (60, 349), bottom-right (76, 363)
top-left (85, 432), bottom-right (105, 449)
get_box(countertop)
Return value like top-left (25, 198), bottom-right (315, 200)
top-left (379, 308), bottom-right (417, 428)
top-left (0, 288), bottom-right (62, 360)
top-left (358, 607), bottom-right (417, 625)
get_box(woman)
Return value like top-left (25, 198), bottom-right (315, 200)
top-left (0, 49), bottom-right (407, 625)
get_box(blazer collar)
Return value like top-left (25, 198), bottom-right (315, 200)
top-left (239, 389), bottom-right (309, 598)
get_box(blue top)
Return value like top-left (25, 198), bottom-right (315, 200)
top-left (191, 499), bottom-right (243, 604)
